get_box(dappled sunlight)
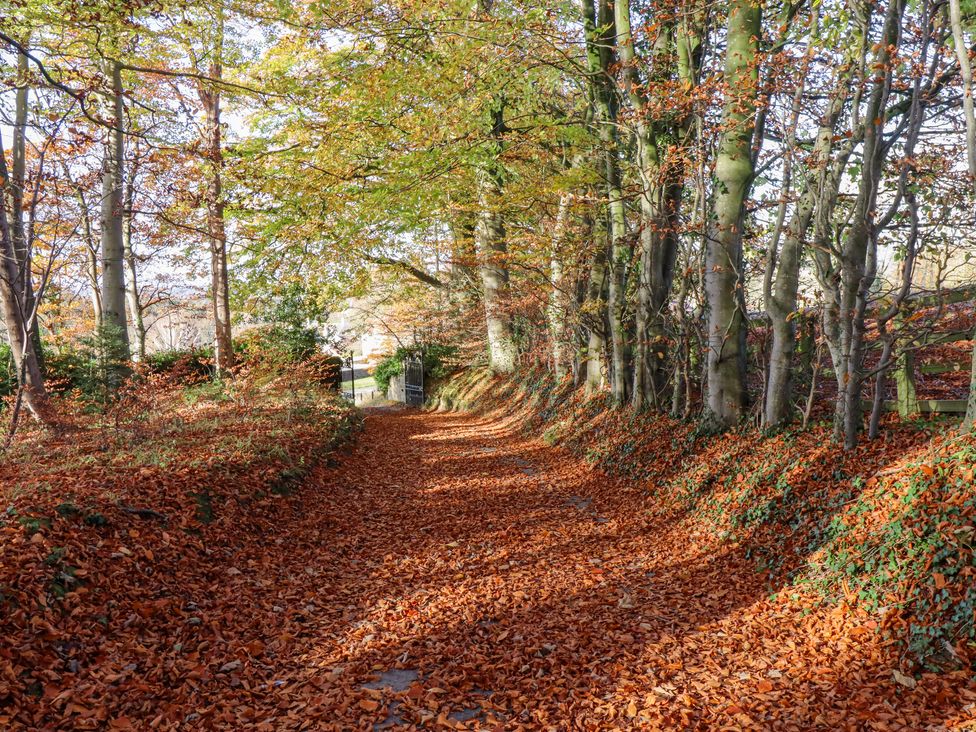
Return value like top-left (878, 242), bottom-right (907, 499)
top-left (187, 407), bottom-right (973, 729)
top-left (4, 383), bottom-right (974, 729)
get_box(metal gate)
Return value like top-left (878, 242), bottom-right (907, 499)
top-left (404, 351), bottom-right (424, 407)
top-left (341, 351), bottom-right (356, 402)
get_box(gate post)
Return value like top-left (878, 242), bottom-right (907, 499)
top-left (348, 351), bottom-right (355, 403)
top-left (895, 349), bottom-right (918, 417)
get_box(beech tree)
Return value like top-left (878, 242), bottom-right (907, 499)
top-left (2, 0), bottom-right (975, 444)
top-left (703, 0), bottom-right (761, 430)
top-left (950, 0), bottom-right (976, 433)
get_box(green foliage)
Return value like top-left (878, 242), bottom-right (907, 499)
top-left (815, 445), bottom-right (976, 669)
top-left (182, 380), bottom-right (232, 406)
top-left (145, 347), bottom-right (215, 377)
top-left (235, 284), bottom-right (335, 366)
top-left (262, 282), bottom-right (328, 331)
top-left (372, 356), bottom-right (403, 394)
top-left (0, 343), bottom-right (15, 398)
top-left (18, 515), bottom-right (51, 536)
top-left (191, 489), bottom-right (215, 524)
top-left (236, 325), bottom-right (324, 366)
top-left (372, 342), bottom-right (459, 393)
top-left (237, 282), bottom-right (333, 365)
top-left (44, 324), bottom-right (131, 407)
top-left (84, 512), bottom-right (108, 528)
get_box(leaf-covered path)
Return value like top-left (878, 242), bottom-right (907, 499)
top-left (154, 407), bottom-right (974, 730)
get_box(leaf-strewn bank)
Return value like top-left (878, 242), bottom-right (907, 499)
top-left (0, 371), bottom-right (360, 729)
top-left (435, 368), bottom-right (976, 674)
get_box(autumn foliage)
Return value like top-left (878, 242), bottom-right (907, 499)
top-left (0, 367), bottom-right (359, 729)
top-left (436, 369), bottom-right (976, 702)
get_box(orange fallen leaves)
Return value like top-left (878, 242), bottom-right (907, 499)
top-left (0, 368), bottom-right (974, 730)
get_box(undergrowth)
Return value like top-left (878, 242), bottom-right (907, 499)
top-left (434, 366), bottom-right (976, 670)
top-left (0, 357), bottom-right (362, 727)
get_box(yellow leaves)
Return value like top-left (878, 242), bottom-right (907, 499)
top-left (892, 669), bottom-right (917, 689)
top-left (651, 684), bottom-right (677, 700)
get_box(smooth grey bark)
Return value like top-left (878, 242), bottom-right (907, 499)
top-left (582, 0), bottom-right (628, 403)
top-left (867, 14), bottom-right (930, 439)
top-left (670, 258), bottom-right (692, 418)
top-left (763, 28), bottom-right (854, 428)
top-left (69, 176), bottom-right (102, 329)
top-left (583, 215), bottom-right (609, 393)
top-left (761, 27), bottom-right (808, 429)
top-left (703, 0), bottom-right (760, 430)
top-left (614, 0), bottom-right (661, 410)
top-left (605, 176), bottom-right (629, 404)
top-left (965, 333), bottom-right (976, 433)
top-left (547, 192), bottom-right (571, 380)
top-left (122, 145), bottom-right (145, 360)
top-left (614, 3), bottom-right (702, 411)
top-left (950, 0), bottom-right (976, 433)
top-left (836, 0), bottom-right (905, 449)
top-left (469, 0), bottom-right (517, 374)
top-left (0, 127), bottom-right (47, 420)
top-left (9, 47), bottom-right (42, 364)
top-left (475, 105), bottom-right (517, 374)
top-left (99, 58), bottom-right (131, 360)
top-left (196, 12), bottom-right (234, 377)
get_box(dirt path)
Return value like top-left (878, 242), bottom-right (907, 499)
top-left (153, 407), bottom-right (974, 730)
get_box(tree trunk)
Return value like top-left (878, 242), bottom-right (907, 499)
top-left (9, 46), bottom-right (43, 366)
top-left (614, 2), bottom-right (662, 411)
top-left (100, 58), bottom-right (131, 362)
top-left (838, 0), bottom-right (904, 449)
top-left (582, 0), bottom-right (629, 404)
top-left (763, 45), bottom-right (855, 428)
top-left (548, 192), bottom-right (571, 380)
top-left (74, 185), bottom-right (102, 329)
top-left (703, 0), bottom-right (760, 430)
top-left (0, 128), bottom-right (47, 420)
top-left (583, 216), bottom-right (608, 393)
top-left (671, 261), bottom-right (691, 418)
top-left (949, 0), bottom-right (976, 433)
top-left (198, 17), bottom-right (234, 377)
top-left (475, 111), bottom-right (517, 374)
top-left (613, 6), bottom-right (700, 412)
top-left (122, 147), bottom-right (146, 361)
top-left (605, 172), bottom-right (629, 405)
top-left (964, 338), bottom-right (976, 433)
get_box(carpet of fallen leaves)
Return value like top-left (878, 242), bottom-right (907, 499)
top-left (3, 369), bottom-right (976, 730)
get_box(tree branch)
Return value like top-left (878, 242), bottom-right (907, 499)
top-left (364, 255), bottom-right (447, 288)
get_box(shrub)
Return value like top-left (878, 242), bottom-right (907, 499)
top-left (373, 342), bottom-right (458, 393)
top-left (144, 347), bottom-right (215, 378)
top-left (42, 324), bottom-right (130, 406)
top-left (304, 354), bottom-right (343, 389)
top-left (372, 355), bottom-right (403, 393)
top-left (0, 343), bottom-right (14, 397)
top-left (236, 325), bottom-right (324, 367)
